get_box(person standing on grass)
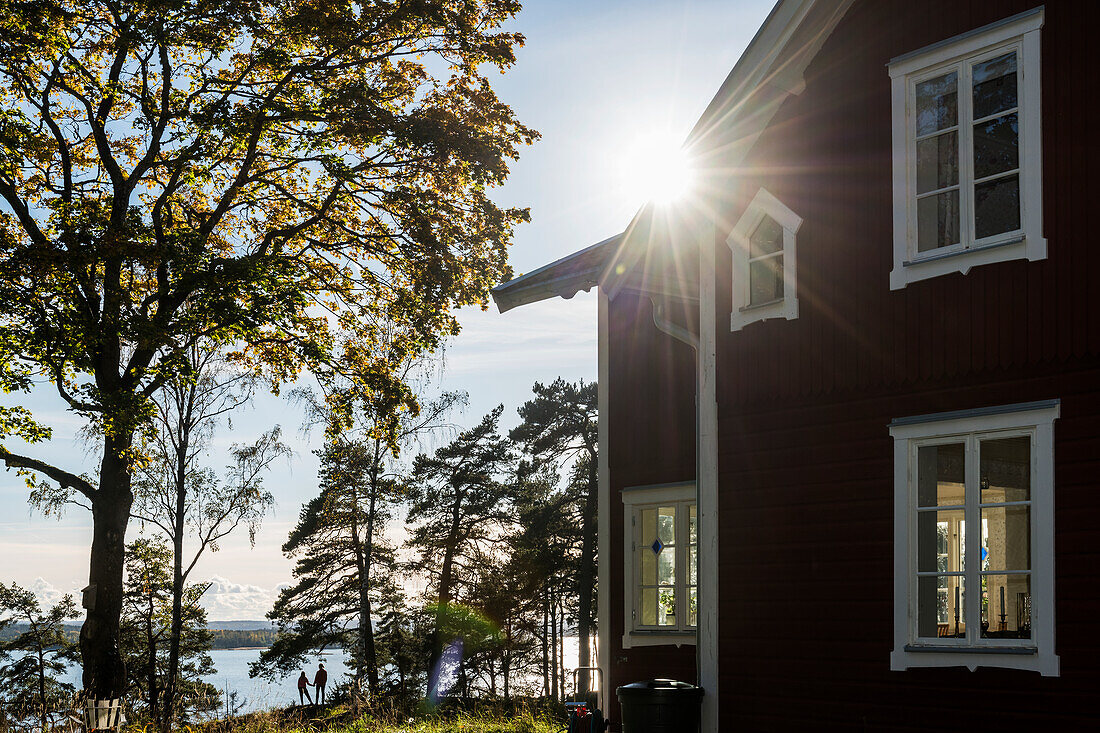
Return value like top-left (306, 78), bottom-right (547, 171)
top-left (297, 671), bottom-right (313, 705)
top-left (314, 662), bottom-right (328, 705)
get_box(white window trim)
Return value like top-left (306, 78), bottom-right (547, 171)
top-left (727, 188), bottom-right (802, 331)
top-left (888, 7), bottom-right (1045, 290)
top-left (622, 482), bottom-right (697, 648)
top-left (889, 400), bottom-right (1059, 676)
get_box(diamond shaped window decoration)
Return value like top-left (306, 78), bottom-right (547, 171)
top-left (650, 538), bottom-right (664, 555)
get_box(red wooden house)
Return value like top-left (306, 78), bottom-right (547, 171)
top-left (494, 1), bottom-right (1100, 729)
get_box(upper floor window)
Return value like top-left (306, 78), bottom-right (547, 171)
top-left (728, 188), bottom-right (801, 330)
top-left (889, 400), bottom-right (1059, 676)
top-left (622, 482), bottom-right (697, 647)
top-left (889, 8), bottom-right (1045, 289)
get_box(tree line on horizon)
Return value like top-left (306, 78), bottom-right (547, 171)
top-left (0, 626), bottom-right (276, 651)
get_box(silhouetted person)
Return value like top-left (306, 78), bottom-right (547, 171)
top-left (297, 671), bottom-right (313, 705)
top-left (314, 662), bottom-right (328, 704)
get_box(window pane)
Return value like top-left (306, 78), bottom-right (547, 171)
top-left (688, 587), bottom-right (697, 627)
top-left (919, 575), bottom-right (965, 638)
top-left (973, 112), bottom-right (1018, 180)
top-left (974, 174), bottom-right (1020, 239)
top-left (981, 436), bottom-right (1030, 503)
top-left (640, 544), bottom-right (656, 585)
top-left (688, 502), bottom-right (698, 587)
top-left (658, 588), bottom-right (676, 626)
top-left (916, 71), bottom-right (958, 136)
top-left (657, 547), bottom-right (676, 585)
top-left (981, 573), bottom-right (1031, 639)
top-left (641, 588), bottom-right (657, 626)
top-left (749, 215), bottom-right (782, 258)
top-left (916, 189), bottom-right (960, 252)
top-left (973, 51), bottom-right (1018, 120)
top-left (982, 505), bottom-right (1031, 572)
top-left (916, 131), bottom-right (958, 194)
top-left (657, 506), bottom-right (675, 545)
top-left (749, 255), bottom-right (783, 305)
top-left (918, 508), bottom-right (964, 573)
top-left (917, 443), bottom-right (965, 506)
top-left (641, 508), bottom-right (656, 545)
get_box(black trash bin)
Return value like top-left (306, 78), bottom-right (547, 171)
top-left (617, 679), bottom-right (703, 733)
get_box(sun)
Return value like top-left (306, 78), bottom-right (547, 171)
top-left (617, 131), bottom-right (695, 208)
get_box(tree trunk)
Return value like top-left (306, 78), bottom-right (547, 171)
top-left (541, 596), bottom-right (549, 698)
top-left (361, 447), bottom-right (381, 696)
top-left (549, 590), bottom-right (558, 701)
top-left (557, 598), bottom-right (565, 702)
top-left (430, 490), bottom-right (464, 676)
top-left (37, 646), bottom-right (47, 733)
top-left (146, 590), bottom-right (159, 724)
top-left (162, 429), bottom-right (189, 732)
top-left (81, 436), bottom-right (134, 700)
top-left (502, 616), bottom-right (510, 701)
top-left (576, 455), bottom-right (598, 695)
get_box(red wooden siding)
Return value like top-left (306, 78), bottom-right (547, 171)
top-left (708, 0), bottom-right (1100, 728)
top-left (605, 291), bottom-right (697, 718)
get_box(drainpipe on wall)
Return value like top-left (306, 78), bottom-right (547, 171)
top-left (648, 221), bottom-right (719, 731)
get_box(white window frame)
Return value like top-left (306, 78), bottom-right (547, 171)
top-left (889, 400), bottom-right (1059, 675)
top-left (622, 482), bottom-right (697, 648)
top-left (727, 188), bottom-right (802, 331)
top-left (888, 7), bottom-right (1045, 290)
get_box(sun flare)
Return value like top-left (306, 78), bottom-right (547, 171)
top-left (617, 131), bottom-right (695, 208)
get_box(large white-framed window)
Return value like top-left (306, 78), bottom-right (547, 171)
top-left (888, 8), bottom-right (1045, 290)
top-left (727, 188), bottom-right (802, 331)
top-left (622, 482), bottom-right (697, 648)
top-left (889, 400), bottom-right (1059, 675)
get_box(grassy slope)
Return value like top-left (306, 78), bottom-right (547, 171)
top-left (186, 705), bottom-right (564, 733)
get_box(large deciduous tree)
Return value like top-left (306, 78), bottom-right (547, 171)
top-left (0, 0), bottom-right (535, 699)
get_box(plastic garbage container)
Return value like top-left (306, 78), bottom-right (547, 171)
top-left (616, 679), bottom-right (703, 733)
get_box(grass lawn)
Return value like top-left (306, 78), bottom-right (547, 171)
top-left (186, 705), bottom-right (564, 733)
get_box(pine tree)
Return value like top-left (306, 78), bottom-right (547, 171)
top-left (510, 380), bottom-right (598, 694)
top-left (255, 438), bottom-right (403, 697)
top-left (0, 584), bottom-right (80, 733)
top-left (405, 406), bottom-right (516, 688)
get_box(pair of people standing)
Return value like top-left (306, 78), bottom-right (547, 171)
top-left (296, 662), bottom-right (328, 705)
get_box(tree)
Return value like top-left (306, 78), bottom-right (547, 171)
top-left (0, 584), bottom-right (80, 733)
top-left (0, 0), bottom-right (535, 699)
top-left (505, 463), bottom-right (581, 700)
top-left (256, 381), bottom-right (461, 699)
top-left (255, 438), bottom-right (402, 691)
top-left (509, 380), bottom-right (598, 693)
top-left (130, 344), bottom-right (281, 730)
top-left (405, 406), bottom-right (515, 683)
top-left (118, 538), bottom-right (217, 726)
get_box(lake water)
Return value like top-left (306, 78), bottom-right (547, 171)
top-left (58, 648), bottom-right (351, 715)
top-left (56, 638), bottom-right (585, 715)
top-left (204, 648), bottom-right (351, 713)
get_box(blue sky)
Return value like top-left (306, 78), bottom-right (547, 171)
top-left (0, 0), bottom-right (773, 619)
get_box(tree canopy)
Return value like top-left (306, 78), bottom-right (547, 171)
top-left (0, 0), bottom-right (535, 699)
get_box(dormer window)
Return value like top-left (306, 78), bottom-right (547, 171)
top-left (728, 189), bottom-right (802, 331)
